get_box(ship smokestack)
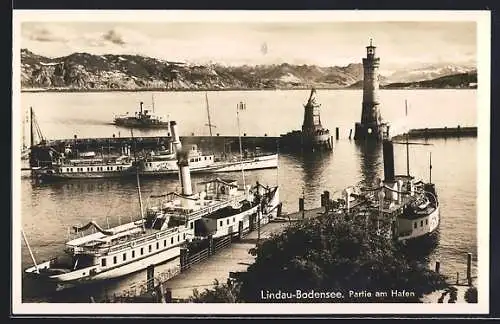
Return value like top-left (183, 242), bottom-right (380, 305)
top-left (177, 149), bottom-right (193, 196)
top-left (170, 121), bottom-right (182, 153)
top-left (140, 101), bottom-right (143, 115)
top-left (382, 139), bottom-right (395, 182)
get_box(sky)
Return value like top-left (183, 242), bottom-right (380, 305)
top-left (20, 21), bottom-right (477, 72)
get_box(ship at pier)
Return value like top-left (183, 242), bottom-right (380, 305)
top-left (137, 121), bottom-right (278, 176)
top-left (24, 121), bottom-right (281, 289)
top-left (280, 88), bottom-right (333, 153)
top-left (328, 138), bottom-right (439, 243)
top-left (32, 144), bottom-right (135, 181)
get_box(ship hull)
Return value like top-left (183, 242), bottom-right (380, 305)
top-left (114, 118), bottom-right (170, 129)
top-left (34, 170), bottom-right (134, 181)
top-left (25, 246), bottom-right (182, 287)
top-left (139, 154), bottom-right (278, 176)
top-left (397, 206), bottom-right (440, 243)
top-left (213, 154), bottom-right (278, 173)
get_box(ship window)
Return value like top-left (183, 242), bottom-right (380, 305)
top-left (227, 219), bottom-right (229, 225)
top-left (233, 217), bottom-right (235, 223)
top-left (86, 168), bottom-right (89, 171)
top-left (113, 256), bottom-right (117, 264)
top-left (183, 233), bottom-right (186, 240)
top-left (414, 222), bottom-right (417, 229)
top-left (132, 250), bottom-right (135, 258)
top-left (164, 240), bottom-right (167, 247)
top-left (204, 157), bottom-right (207, 160)
top-left (177, 235), bottom-right (180, 242)
top-left (101, 258), bottom-right (107, 267)
top-left (149, 245), bottom-right (152, 253)
top-left (426, 219), bottom-right (428, 225)
top-left (420, 220), bottom-right (424, 227)
top-left (156, 242), bottom-right (159, 250)
top-left (123, 253), bottom-right (126, 261)
top-left (190, 158), bottom-right (194, 162)
top-left (190, 222), bottom-right (193, 229)
top-left (220, 221), bottom-right (223, 227)
top-left (171, 237), bottom-right (174, 244)
top-left (90, 167), bottom-right (93, 171)
top-left (141, 247), bottom-right (144, 255)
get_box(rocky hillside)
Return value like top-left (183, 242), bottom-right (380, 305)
top-left (20, 49), bottom-right (477, 91)
top-left (21, 49), bottom-right (366, 91)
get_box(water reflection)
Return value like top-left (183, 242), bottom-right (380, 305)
top-left (355, 140), bottom-right (383, 187)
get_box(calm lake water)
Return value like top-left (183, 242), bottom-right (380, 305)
top-left (18, 89), bottom-right (478, 302)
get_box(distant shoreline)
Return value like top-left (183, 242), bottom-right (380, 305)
top-left (20, 86), bottom-right (476, 93)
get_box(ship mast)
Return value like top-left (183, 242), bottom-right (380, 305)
top-left (237, 101), bottom-right (246, 190)
top-left (136, 169), bottom-right (146, 232)
top-left (429, 152), bottom-right (432, 183)
top-left (151, 93), bottom-right (155, 113)
top-left (131, 129), bottom-right (146, 232)
top-left (405, 100), bottom-right (410, 176)
top-left (30, 107), bottom-right (34, 148)
top-left (205, 92), bottom-right (216, 137)
top-left (204, 93), bottom-right (217, 154)
top-left (22, 228), bottom-right (39, 274)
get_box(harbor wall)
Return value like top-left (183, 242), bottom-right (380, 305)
top-left (38, 135), bottom-right (280, 153)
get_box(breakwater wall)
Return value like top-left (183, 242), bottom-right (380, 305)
top-left (392, 126), bottom-right (477, 140)
top-left (40, 135), bottom-right (280, 153)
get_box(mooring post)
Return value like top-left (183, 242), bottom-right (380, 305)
top-left (299, 198), bottom-right (305, 219)
top-left (435, 261), bottom-right (440, 273)
top-left (208, 234), bottom-right (214, 256)
top-left (324, 191), bottom-right (330, 213)
top-left (467, 253), bottom-right (472, 286)
top-left (335, 127), bottom-right (339, 140)
top-left (147, 264), bottom-right (155, 292)
top-left (180, 247), bottom-right (188, 271)
top-left (164, 288), bottom-right (172, 303)
top-left (257, 206), bottom-right (261, 243)
top-left (238, 220), bottom-right (243, 240)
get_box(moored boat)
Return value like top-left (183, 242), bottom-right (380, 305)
top-left (329, 139), bottom-right (439, 243)
top-left (136, 121), bottom-right (278, 176)
top-left (33, 145), bottom-right (134, 181)
top-left (24, 121), bottom-right (280, 288)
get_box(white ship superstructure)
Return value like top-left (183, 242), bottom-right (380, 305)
top-left (24, 121), bottom-right (280, 287)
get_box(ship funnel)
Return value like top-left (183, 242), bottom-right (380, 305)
top-left (140, 101), bottom-right (144, 114)
top-left (382, 139), bottom-right (395, 182)
top-left (177, 148), bottom-right (193, 196)
top-left (170, 121), bottom-right (182, 153)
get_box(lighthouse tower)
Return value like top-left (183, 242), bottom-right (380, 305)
top-left (354, 39), bottom-right (389, 140)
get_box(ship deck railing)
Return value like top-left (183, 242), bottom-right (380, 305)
top-left (158, 195), bottom-right (248, 221)
top-left (68, 226), bottom-right (183, 256)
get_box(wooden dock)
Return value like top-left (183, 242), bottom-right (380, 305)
top-left (101, 206), bottom-right (325, 303)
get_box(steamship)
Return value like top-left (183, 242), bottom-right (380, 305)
top-left (33, 145), bottom-right (135, 181)
top-left (113, 101), bottom-right (170, 129)
top-left (330, 139), bottom-right (439, 242)
top-left (137, 121), bottom-right (278, 176)
top-left (24, 121), bottom-right (280, 288)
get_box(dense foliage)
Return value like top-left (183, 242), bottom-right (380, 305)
top-left (190, 213), bottom-right (449, 303)
top-left (189, 279), bottom-right (240, 303)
